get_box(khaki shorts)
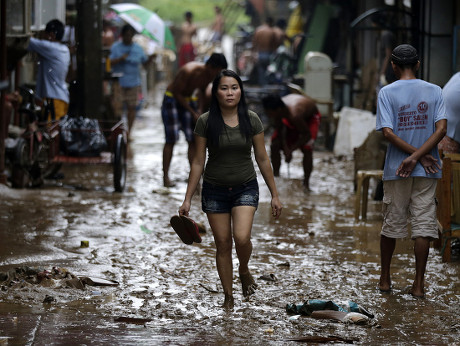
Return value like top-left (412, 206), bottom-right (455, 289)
top-left (112, 82), bottom-right (139, 118)
top-left (381, 178), bottom-right (438, 239)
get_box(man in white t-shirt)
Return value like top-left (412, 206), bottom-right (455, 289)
top-left (376, 44), bottom-right (447, 298)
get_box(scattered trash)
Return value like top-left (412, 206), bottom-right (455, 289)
top-left (140, 225), bottom-right (152, 234)
top-left (0, 266), bottom-right (118, 291)
top-left (277, 262), bottom-right (290, 268)
top-left (65, 277), bottom-right (85, 289)
top-left (285, 335), bottom-right (357, 343)
top-left (80, 240), bottom-right (89, 247)
top-left (286, 299), bottom-right (374, 324)
top-left (199, 283), bottom-right (219, 293)
top-left (43, 295), bottom-right (55, 303)
top-left (80, 277), bottom-right (119, 287)
top-left (259, 273), bottom-right (277, 282)
top-left (265, 328), bottom-right (274, 333)
top-left (114, 317), bottom-right (152, 324)
top-left (288, 315), bottom-right (301, 321)
top-left (152, 187), bottom-right (171, 195)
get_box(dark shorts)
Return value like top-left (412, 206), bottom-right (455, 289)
top-left (161, 95), bottom-right (197, 143)
top-left (201, 179), bottom-right (259, 213)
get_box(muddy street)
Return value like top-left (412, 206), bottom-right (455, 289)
top-left (0, 85), bottom-right (459, 345)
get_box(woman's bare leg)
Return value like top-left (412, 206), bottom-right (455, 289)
top-left (232, 206), bottom-right (258, 297)
top-left (207, 213), bottom-right (234, 307)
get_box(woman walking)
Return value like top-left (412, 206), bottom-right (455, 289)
top-left (179, 70), bottom-right (282, 309)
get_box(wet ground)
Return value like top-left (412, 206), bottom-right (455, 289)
top-left (1, 85), bottom-right (459, 345)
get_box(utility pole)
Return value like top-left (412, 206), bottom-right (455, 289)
top-left (75, 0), bottom-right (103, 119)
top-left (0, 0), bottom-right (8, 185)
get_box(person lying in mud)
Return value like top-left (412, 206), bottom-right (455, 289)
top-left (262, 93), bottom-right (321, 190)
top-left (375, 44), bottom-right (447, 298)
top-left (178, 69), bottom-right (282, 309)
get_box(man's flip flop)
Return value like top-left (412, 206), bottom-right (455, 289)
top-left (180, 215), bottom-right (202, 243)
top-left (170, 215), bottom-right (193, 245)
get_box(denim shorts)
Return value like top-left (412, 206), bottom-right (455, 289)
top-left (201, 178), bottom-right (259, 213)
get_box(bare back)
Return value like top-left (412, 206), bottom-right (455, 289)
top-left (283, 94), bottom-right (318, 127)
top-left (252, 24), bottom-right (277, 53)
top-left (167, 62), bottom-right (212, 97)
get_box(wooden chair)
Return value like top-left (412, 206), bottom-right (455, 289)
top-left (354, 169), bottom-right (384, 220)
top-left (435, 152), bottom-right (460, 262)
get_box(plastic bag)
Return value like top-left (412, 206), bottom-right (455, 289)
top-left (59, 115), bottom-right (107, 157)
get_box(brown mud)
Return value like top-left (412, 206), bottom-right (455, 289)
top-left (0, 86), bottom-right (459, 345)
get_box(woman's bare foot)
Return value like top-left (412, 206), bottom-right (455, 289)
top-left (378, 277), bottom-right (391, 292)
top-left (240, 271), bottom-right (258, 297)
top-left (223, 294), bottom-right (234, 310)
top-left (163, 176), bottom-right (176, 188)
top-left (409, 284), bottom-right (425, 298)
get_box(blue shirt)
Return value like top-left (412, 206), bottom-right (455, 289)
top-left (376, 79), bottom-right (447, 181)
top-left (110, 41), bottom-right (147, 88)
top-left (442, 72), bottom-right (460, 143)
top-left (27, 38), bottom-right (70, 103)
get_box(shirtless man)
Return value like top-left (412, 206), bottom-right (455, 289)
top-left (273, 19), bottom-right (288, 48)
top-left (252, 17), bottom-right (277, 85)
top-left (161, 53), bottom-right (228, 187)
top-left (178, 11), bottom-right (197, 67)
top-left (210, 6), bottom-right (225, 43)
top-left (262, 93), bottom-right (321, 190)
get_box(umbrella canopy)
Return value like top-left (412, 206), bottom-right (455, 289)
top-left (110, 3), bottom-right (176, 51)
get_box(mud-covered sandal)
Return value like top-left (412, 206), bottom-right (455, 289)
top-left (170, 215), bottom-right (193, 245)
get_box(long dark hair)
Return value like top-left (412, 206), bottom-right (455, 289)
top-left (206, 69), bottom-right (252, 146)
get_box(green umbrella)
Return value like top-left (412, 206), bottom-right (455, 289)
top-left (110, 3), bottom-right (176, 51)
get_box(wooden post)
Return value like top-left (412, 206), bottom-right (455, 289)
top-left (0, 0), bottom-right (8, 185)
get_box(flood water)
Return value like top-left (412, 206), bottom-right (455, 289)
top-left (1, 85), bottom-right (459, 345)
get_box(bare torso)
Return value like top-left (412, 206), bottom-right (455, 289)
top-left (212, 14), bottom-right (224, 34)
top-left (167, 62), bottom-right (211, 97)
top-left (252, 24), bottom-right (277, 53)
top-left (181, 21), bottom-right (197, 45)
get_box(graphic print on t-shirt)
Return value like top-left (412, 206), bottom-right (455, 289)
top-left (397, 102), bottom-right (428, 131)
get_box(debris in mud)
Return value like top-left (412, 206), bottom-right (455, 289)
top-left (259, 273), bottom-right (277, 282)
top-left (285, 335), bottom-right (357, 343)
top-left (43, 295), bottom-right (55, 303)
top-left (152, 187), bottom-right (171, 195)
top-left (0, 266), bottom-right (118, 291)
top-left (114, 316), bottom-right (153, 324)
top-left (277, 262), bottom-right (290, 268)
top-left (199, 283), bottom-right (219, 293)
top-left (311, 310), bottom-right (369, 324)
top-left (286, 299), bottom-right (374, 325)
top-left (80, 277), bottom-right (119, 286)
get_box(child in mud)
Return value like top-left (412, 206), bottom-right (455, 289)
top-left (178, 69), bottom-right (282, 309)
top-left (376, 44), bottom-right (447, 298)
